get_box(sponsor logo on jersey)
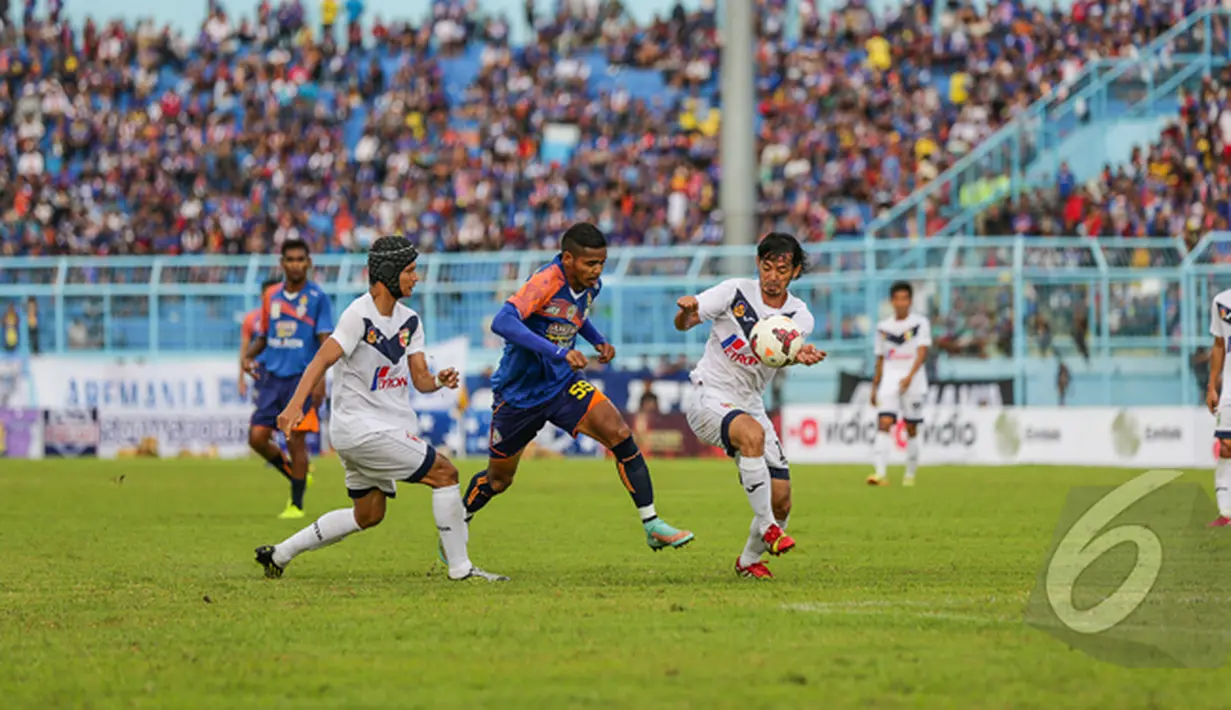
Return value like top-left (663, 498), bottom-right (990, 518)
top-left (271, 302), bottom-right (282, 319)
top-left (720, 333), bottom-right (760, 367)
top-left (369, 366), bottom-right (408, 391)
top-left (733, 303), bottom-right (745, 318)
top-left (546, 321), bottom-right (579, 345)
top-left (275, 321), bottom-right (298, 338)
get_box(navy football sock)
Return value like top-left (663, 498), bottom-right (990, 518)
top-left (612, 436), bottom-right (655, 514)
top-left (290, 476), bottom-right (306, 509)
top-left (262, 451), bottom-right (294, 482)
top-left (463, 471), bottom-right (498, 515)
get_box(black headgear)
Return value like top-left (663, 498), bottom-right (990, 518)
top-left (368, 237), bottom-right (419, 299)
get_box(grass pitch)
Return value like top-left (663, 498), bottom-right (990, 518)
top-left (1, 457), bottom-right (1229, 709)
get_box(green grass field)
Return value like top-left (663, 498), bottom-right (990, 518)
top-left (2, 457), bottom-right (1229, 709)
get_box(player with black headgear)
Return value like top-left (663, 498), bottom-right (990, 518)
top-left (255, 237), bottom-right (507, 582)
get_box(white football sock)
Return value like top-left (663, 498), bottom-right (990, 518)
top-left (776, 514), bottom-right (790, 531)
top-left (738, 455), bottom-right (774, 535)
top-left (432, 485), bottom-right (473, 578)
top-left (905, 436), bottom-right (920, 479)
top-left (638, 504), bottom-right (658, 522)
top-left (1216, 459), bottom-right (1231, 516)
top-left (873, 431), bottom-right (890, 478)
top-left (273, 508), bottom-right (361, 567)
top-left (739, 516), bottom-right (768, 568)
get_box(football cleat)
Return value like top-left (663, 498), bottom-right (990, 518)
top-left (735, 557), bottom-right (773, 580)
top-left (866, 474), bottom-right (889, 486)
top-left (762, 524), bottom-right (795, 556)
top-left (903, 476), bottom-right (916, 487)
top-left (278, 501), bottom-right (306, 520)
top-left (645, 519), bottom-right (695, 551)
top-left (449, 566), bottom-right (509, 582)
top-left (254, 545), bottom-right (284, 579)
top-left (1209, 516), bottom-right (1231, 527)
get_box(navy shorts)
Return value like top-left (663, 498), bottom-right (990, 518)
top-left (251, 373), bottom-right (317, 431)
top-left (489, 376), bottom-right (607, 459)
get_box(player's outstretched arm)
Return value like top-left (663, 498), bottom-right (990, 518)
top-left (278, 339), bottom-right (344, 435)
top-left (674, 295), bottom-right (701, 332)
top-left (409, 352), bottom-right (459, 393)
top-left (491, 302), bottom-right (570, 360)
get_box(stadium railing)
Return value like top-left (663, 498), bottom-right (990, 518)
top-left (0, 235), bottom-right (1220, 406)
top-left (867, 7), bottom-right (1231, 240)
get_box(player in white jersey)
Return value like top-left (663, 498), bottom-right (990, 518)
top-left (868, 281), bottom-right (932, 487)
top-left (674, 233), bottom-right (827, 580)
top-left (1206, 288), bottom-right (1231, 526)
top-left (254, 237), bottom-right (507, 582)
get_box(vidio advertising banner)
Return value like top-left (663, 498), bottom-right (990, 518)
top-left (782, 405), bottom-right (1218, 469)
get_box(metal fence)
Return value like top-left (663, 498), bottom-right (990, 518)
top-left (2, 235), bottom-right (1226, 406)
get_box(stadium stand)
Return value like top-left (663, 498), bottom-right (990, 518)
top-left (1, 0), bottom-right (1211, 257)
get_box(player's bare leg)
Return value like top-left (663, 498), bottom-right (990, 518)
top-left (726, 414), bottom-right (793, 579)
top-left (772, 479), bottom-right (791, 531)
top-left (248, 424), bottom-right (305, 517)
top-left (575, 398), bottom-right (694, 550)
top-left (1211, 439), bottom-right (1231, 527)
top-left (868, 415), bottom-right (894, 486)
top-left (281, 430), bottom-right (310, 517)
top-left (902, 421), bottom-right (920, 487)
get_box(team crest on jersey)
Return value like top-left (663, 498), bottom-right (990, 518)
top-left (729, 289), bottom-right (761, 337)
top-left (296, 296), bottom-right (307, 317)
top-left (398, 328), bottom-right (410, 348)
top-left (566, 305), bottom-right (578, 321)
top-left (583, 292), bottom-right (593, 318)
top-left (366, 327), bottom-right (379, 344)
top-left (1220, 303), bottom-right (1231, 324)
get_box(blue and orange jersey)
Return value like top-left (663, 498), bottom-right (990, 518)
top-left (491, 256), bottom-right (601, 408)
top-left (259, 281), bottom-right (336, 378)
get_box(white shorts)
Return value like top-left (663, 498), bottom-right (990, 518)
top-left (686, 390), bottom-right (789, 480)
top-left (876, 376), bottom-right (927, 423)
top-left (335, 428), bottom-right (437, 499)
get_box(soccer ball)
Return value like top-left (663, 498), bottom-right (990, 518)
top-left (749, 315), bottom-right (804, 368)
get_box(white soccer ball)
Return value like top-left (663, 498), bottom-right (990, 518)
top-left (749, 315), bottom-right (804, 368)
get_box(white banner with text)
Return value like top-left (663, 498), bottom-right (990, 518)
top-left (781, 406), bottom-right (1219, 469)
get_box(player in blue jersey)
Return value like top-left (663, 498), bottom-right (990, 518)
top-left (460, 223), bottom-right (694, 551)
top-left (243, 239), bottom-right (336, 519)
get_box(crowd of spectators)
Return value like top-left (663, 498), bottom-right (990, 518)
top-left (0, 0), bottom-right (1216, 257)
top-left (978, 70), bottom-right (1231, 262)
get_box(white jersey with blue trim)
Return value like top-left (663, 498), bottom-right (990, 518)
top-left (328, 293), bottom-right (426, 448)
top-left (687, 278), bottom-right (814, 413)
top-left (874, 313), bottom-right (933, 383)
